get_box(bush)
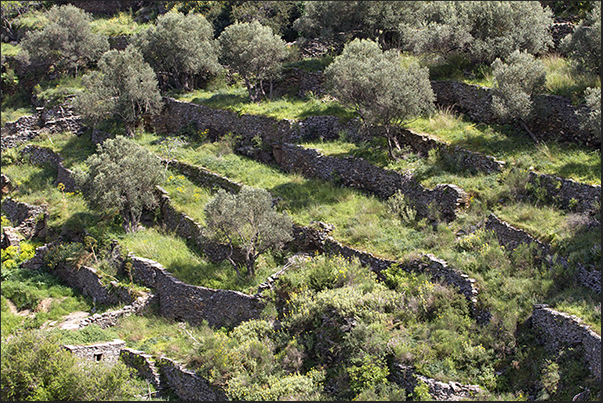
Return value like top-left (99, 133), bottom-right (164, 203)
top-left (578, 87), bottom-right (601, 140)
top-left (1, 329), bottom-right (147, 401)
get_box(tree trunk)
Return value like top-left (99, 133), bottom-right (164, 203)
top-left (520, 119), bottom-right (541, 144)
top-left (385, 126), bottom-right (400, 160)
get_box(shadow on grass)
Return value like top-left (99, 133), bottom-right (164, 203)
top-left (193, 92), bottom-right (250, 110)
top-left (58, 135), bottom-right (97, 167)
top-left (270, 177), bottom-right (357, 214)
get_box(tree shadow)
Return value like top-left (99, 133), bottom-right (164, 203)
top-left (270, 177), bottom-right (358, 215)
top-left (193, 92), bottom-right (249, 110)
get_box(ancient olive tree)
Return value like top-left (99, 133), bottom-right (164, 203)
top-left (132, 11), bottom-right (221, 91)
top-left (75, 136), bottom-right (163, 233)
top-left (324, 38), bottom-right (434, 160)
top-left (204, 186), bottom-right (293, 277)
top-left (491, 50), bottom-right (546, 142)
top-left (218, 21), bottom-right (288, 102)
top-left (73, 46), bottom-right (162, 136)
top-left (18, 4), bottom-right (108, 76)
top-left (561, 1), bottom-right (601, 75)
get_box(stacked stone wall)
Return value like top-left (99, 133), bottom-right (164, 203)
top-left (527, 171), bottom-right (601, 213)
top-left (1, 197), bottom-right (48, 239)
top-left (531, 305), bottom-right (601, 381)
top-left (20, 144), bottom-right (77, 192)
top-left (129, 255), bottom-right (265, 328)
top-left (156, 357), bottom-right (229, 401)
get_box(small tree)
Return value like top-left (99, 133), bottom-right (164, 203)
top-left (73, 46), bottom-right (162, 136)
top-left (324, 38), bottom-right (434, 159)
top-left (218, 21), bottom-right (288, 102)
top-left (75, 136), bottom-right (163, 233)
top-left (491, 50), bottom-right (546, 142)
top-left (18, 4), bottom-right (108, 76)
top-left (561, 1), bottom-right (601, 75)
top-left (204, 186), bottom-right (293, 277)
top-left (132, 11), bottom-right (221, 91)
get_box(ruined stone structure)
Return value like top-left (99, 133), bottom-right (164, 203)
top-left (63, 339), bottom-right (126, 364)
top-left (1, 102), bottom-right (84, 150)
top-left (156, 357), bottom-right (229, 401)
top-left (20, 144), bottom-right (77, 192)
top-left (531, 304), bottom-right (601, 382)
top-left (1, 197), bottom-right (48, 239)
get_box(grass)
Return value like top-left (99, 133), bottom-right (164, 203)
top-left (118, 226), bottom-right (274, 294)
top-left (541, 53), bottom-right (601, 102)
top-left (90, 12), bottom-right (150, 36)
top-left (173, 85), bottom-right (356, 122)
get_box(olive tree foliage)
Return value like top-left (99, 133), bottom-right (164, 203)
top-left (218, 21), bottom-right (288, 103)
top-left (229, 1), bottom-right (301, 42)
top-left (561, 1), bottom-right (601, 75)
top-left (17, 4), bottom-right (108, 76)
top-left (400, 1), bottom-right (554, 65)
top-left (491, 50), bottom-right (547, 141)
top-left (293, 1), bottom-right (422, 49)
top-left (74, 136), bottom-right (164, 233)
top-left (324, 38), bottom-right (434, 160)
top-left (578, 87), bottom-right (601, 140)
top-left (204, 186), bottom-right (293, 277)
top-left (132, 11), bottom-right (221, 91)
top-left (73, 46), bottom-right (162, 136)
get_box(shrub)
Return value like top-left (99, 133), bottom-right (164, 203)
top-left (578, 87), bottom-right (601, 140)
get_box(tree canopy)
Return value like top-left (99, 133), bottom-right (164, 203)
top-left (324, 38), bottom-right (434, 159)
top-left (18, 4), bottom-right (108, 76)
top-left (75, 136), bottom-right (164, 233)
top-left (73, 46), bottom-right (162, 136)
top-left (218, 20), bottom-right (288, 102)
top-left (561, 1), bottom-right (601, 75)
top-left (132, 10), bottom-right (221, 91)
top-left (204, 186), bottom-right (293, 277)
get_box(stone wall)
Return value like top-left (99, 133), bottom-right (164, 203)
top-left (119, 348), bottom-right (162, 390)
top-left (156, 357), bottom-right (229, 401)
top-left (73, 292), bottom-right (156, 330)
top-left (485, 213), bottom-right (601, 294)
top-left (129, 255), bottom-right (265, 328)
top-left (163, 159), bottom-right (243, 194)
top-left (20, 144), bottom-right (77, 192)
top-left (0, 197), bottom-right (48, 239)
top-left (430, 80), bottom-right (597, 148)
top-left (272, 142), bottom-right (468, 222)
top-left (63, 339), bottom-right (126, 364)
top-left (527, 171), bottom-right (601, 213)
top-left (531, 304), bottom-right (601, 381)
top-left (1, 102), bottom-right (84, 150)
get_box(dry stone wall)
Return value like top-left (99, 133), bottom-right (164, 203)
top-left (531, 304), bottom-right (601, 381)
top-left (129, 255), bottom-right (265, 328)
top-left (1, 197), bottom-right (48, 239)
top-left (272, 142), bottom-right (468, 222)
top-left (485, 213), bottom-right (601, 294)
top-left (156, 357), bottom-right (229, 401)
top-left (527, 171), bottom-right (601, 213)
top-left (20, 145), bottom-right (77, 192)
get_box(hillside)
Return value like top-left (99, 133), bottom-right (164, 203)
top-left (1, 1), bottom-right (600, 401)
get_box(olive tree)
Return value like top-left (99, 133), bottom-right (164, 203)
top-left (324, 38), bottom-right (434, 160)
top-left (73, 46), bottom-right (162, 136)
top-left (132, 11), bottom-right (221, 91)
top-left (400, 1), bottom-right (553, 65)
top-left (578, 87), bottom-right (601, 141)
top-left (491, 50), bottom-right (546, 142)
top-left (18, 4), bottom-right (108, 76)
top-left (75, 136), bottom-right (163, 233)
top-left (561, 1), bottom-right (601, 75)
top-left (204, 186), bottom-right (293, 277)
top-left (218, 21), bottom-right (288, 102)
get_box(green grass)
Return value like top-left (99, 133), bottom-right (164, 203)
top-left (173, 85), bottom-right (356, 122)
top-left (162, 169), bottom-right (214, 225)
top-left (118, 226), bottom-right (274, 294)
top-left (542, 54), bottom-right (601, 102)
top-left (90, 12), bottom-right (150, 36)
